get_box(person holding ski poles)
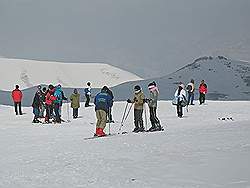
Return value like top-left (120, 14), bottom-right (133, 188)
top-left (94, 86), bottom-right (112, 137)
top-left (146, 81), bottom-right (162, 132)
top-left (127, 85), bottom-right (145, 133)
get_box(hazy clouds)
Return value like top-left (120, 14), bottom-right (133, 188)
top-left (1, 0), bottom-right (250, 78)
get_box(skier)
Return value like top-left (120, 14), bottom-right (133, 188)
top-left (147, 81), bottom-right (162, 131)
top-left (11, 85), bottom-right (23, 115)
top-left (70, 89), bottom-right (80, 119)
top-left (84, 82), bottom-right (91, 107)
top-left (54, 85), bottom-right (63, 123)
top-left (174, 83), bottom-right (187, 118)
top-left (32, 86), bottom-right (43, 123)
top-left (127, 85), bottom-right (145, 133)
top-left (186, 79), bottom-right (195, 105)
top-left (94, 86), bottom-right (112, 137)
top-left (45, 85), bottom-right (56, 123)
top-left (106, 87), bottom-right (114, 123)
top-left (199, 80), bottom-right (208, 105)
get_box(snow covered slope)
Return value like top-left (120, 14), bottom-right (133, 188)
top-left (0, 58), bottom-right (142, 91)
top-left (112, 56), bottom-right (250, 100)
top-left (0, 101), bottom-right (250, 187)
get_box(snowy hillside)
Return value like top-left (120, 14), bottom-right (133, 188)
top-left (0, 101), bottom-right (250, 187)
top-left (0, 58), bottom-right (142, 91)
top-left (112, 56), bottom-right (250, 101)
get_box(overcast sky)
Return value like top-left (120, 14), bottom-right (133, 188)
top-left (1, 0), bottom-right (250, 78)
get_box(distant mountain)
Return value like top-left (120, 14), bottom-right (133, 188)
top-left (111, 56), bottom-right (250, 101)
top-left (1, 56), bottom-right (249, 106)
top-left (0, 58), bottom-right (142, 91)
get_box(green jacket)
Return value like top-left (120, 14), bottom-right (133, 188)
top-left (148, 89), bottom-right (158, 108)
top-left (70, 93), bottom-right (80, 109)
top-left (132, 91), bottom-right (145, 110)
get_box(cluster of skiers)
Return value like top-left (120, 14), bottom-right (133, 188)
top-left (11, 79), bottom-right (207, 137)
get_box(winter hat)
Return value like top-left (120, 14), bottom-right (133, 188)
top-left (15, 85), bottom-right (19, 89)
top-left (148, 82), bottom-right (155, 90)
top-left (87, 82), bottom-right (91, 86)
top-left (101, 86), bottom-right (108, 93)
top-left (134, 85), bottom-right (141, 92)
top-left (48, 84), bottom-right (54, 90)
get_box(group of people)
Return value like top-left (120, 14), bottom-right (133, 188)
top-left (11, 79), bottom-right (208, 137)
top-left (173, 79), bottom-right (208, 118)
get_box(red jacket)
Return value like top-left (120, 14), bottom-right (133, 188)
top-left (12, 89), bottom-right (23, 102)
top-left (199, 84), bottom-right (208, 94)
top-left (45, 90), bottom-right (57, 106)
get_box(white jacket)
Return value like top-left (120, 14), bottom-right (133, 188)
top-left (174, 88), bottom-right (186, 101)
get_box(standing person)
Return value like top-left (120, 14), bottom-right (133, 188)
top-left (127, 85), bottom-right (145, 133)
top-left (54, 85), bottom-right (63, 123)
top-left (174, 83), bottom-right (187, 118)
top-left (45, 85), bottom-right (56, 123)
top-left (147, 82), bottom-right (162, 132)
top-left (57, 84), bottom-right (68, 117)
top-left (94, 86), bottom-right (112, 137)
top-left (106, 87), bottom-right (114, 123)
top-left (11, 85), bottom-right (23, 115)
top-left (186, 79), bottom-right (195, 105)
top-left (70, 89), bottom-right (80, 119)
top-left (84, 82), bottom-right (91, 107)
top-left (39, 87), bottom-right (47, 118)
top-left (32, 87), bottom-right (42, 123)
top-left (199, 80), bottom-right (208, 105)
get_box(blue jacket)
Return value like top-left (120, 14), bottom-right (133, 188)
top-left (94, 92), bottom-right (112, 113)
top-left (54, 87), bottom-right (63, 104)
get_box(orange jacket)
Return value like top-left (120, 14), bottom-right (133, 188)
top-left (12, 89), bottom-right (23, 102)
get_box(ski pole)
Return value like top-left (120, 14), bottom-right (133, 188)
top-left (67, 100), bottom-right (70, 122)
top-left (144, 103), bottom-right (148, 131)
top-left (119, 103), bottom-right (133, 131)
top-left (121, 102), bottom-right (129, 125)
top-left (108, 107), bottom-right (111, 135)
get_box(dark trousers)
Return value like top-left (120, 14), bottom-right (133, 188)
top-left (107, 107), bottom-right (113, 121)
top-left (134, 109), bottom-right (144, 128)
top-left (14, 102), bottom-right (22, 115)
top-left (73, 108), bottom-right (78, 118)
top-left (187, 92), bottom-right (194, 105)
top-left (177, 102), bottom-right (183, 117)
top-left (199, 93), bottom-right (206, 104)
top-left (45, 105), bottom-right (53, 122)
top-left (149, 107), bottom-right (160, 128)
top-left (54, 103), bottom-right (61, 123)
top-left (85, 94), bottom-right (90, 107)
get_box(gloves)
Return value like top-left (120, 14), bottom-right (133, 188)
top-left (127, 99), bottom-right (132, 103)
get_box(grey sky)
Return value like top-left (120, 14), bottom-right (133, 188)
top-left (0, 0), bottom-right (250, 78)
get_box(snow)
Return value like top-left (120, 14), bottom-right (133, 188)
top-left (0, 101), bottom-right (250, 187)
top-left (0, 58), bottom-right (142, 91)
